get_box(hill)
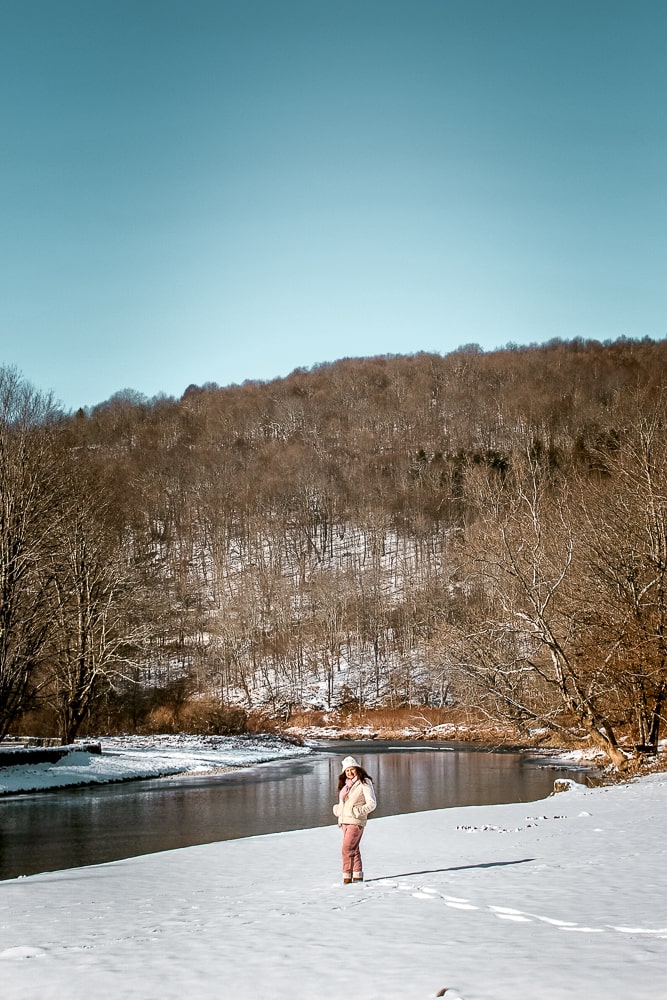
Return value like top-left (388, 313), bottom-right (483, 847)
top-left (2, 338), bottom-right (667, 766)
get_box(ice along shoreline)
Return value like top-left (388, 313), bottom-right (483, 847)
top-left (0, 733), bottom-right (311, 796)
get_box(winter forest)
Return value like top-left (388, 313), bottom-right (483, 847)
top-left (2, 337), bottom-right (667, 769)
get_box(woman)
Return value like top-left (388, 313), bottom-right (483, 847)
top-left (332, 755), bottom-right (377, 883)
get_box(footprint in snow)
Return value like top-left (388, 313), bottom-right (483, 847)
top-left (338, 878), bottom-right (665, 940)
top-left (443, 896), bottom-right (478, 911)
top-left (398, 886), bottom-right (661, 939)
top-left (488, 906), bottom-right (531, 923)
top-left (412, 887), bottom-right (439, 899)
top-left (613, 926), bottom-right (667, 937)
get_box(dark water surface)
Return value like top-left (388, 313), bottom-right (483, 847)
top-left (0, 740), bottom-right (591, 880)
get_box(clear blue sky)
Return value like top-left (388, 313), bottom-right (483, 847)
top-left (1, 0), bottom-right (665, 412)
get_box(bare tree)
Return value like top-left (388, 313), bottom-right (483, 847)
top-left (44, 460), bottom-right (150, 744)
top-left (576, 395), bottom-right (667, 749)
top-left (0, 368), bottom-right (60, 738)
top-left (454, 450), bottom-right (630, 768)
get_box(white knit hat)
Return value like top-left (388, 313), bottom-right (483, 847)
top-left (341, 755), bottom-right (361, 772)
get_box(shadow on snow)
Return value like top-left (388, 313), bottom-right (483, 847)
top-left (366, 859), bottom-right (535, 882)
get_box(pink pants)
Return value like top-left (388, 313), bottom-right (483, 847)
top-left (341, 823), bottom-right (364, 874)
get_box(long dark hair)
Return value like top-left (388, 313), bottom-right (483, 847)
top-left (337, 765), bottom-right (373, 792)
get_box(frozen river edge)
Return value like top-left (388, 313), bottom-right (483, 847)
top-left (0, 734), bottom-right (312, 796)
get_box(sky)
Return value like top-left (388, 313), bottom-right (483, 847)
top-left (1, 740), bottom-right (666, 999)
top-left (1, 0), bottom-right (665, 413)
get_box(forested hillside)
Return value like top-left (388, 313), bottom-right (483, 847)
top-left (2, 338), bottom-right (666, 767)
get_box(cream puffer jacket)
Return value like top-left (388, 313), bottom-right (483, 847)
top-left (333, 779), bottom-right (377, 827)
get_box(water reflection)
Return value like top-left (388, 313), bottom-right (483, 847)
top-left (0, 740), bottom-right (590, 880)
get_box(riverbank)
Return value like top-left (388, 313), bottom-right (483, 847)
top-left (284, 709), bottom-right (667, 781)
top-left (1, 771), bottom-right (665, 1000)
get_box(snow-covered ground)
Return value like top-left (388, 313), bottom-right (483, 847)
top-left (0, 739), bottom-right (665, 1000)
top-left (0, 734), bottom-right (311, 795)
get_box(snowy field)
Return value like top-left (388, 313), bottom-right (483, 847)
top-left (1, 739), bottom-right (666, 1000)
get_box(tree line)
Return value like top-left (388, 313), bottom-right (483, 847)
top-left (1, 337), bottom-right (666, 767)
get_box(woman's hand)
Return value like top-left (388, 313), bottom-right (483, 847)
top-left (352, 786), bottom-right (377, 818)
top-left (353, 804), bottom-right (372, 818)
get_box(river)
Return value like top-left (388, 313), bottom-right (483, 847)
top-left (0, 739), bottom-right (592, 880)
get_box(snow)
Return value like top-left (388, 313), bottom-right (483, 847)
top-left (1, 744), bottom-right (666, 999)
top-left (0, 734), bottom-right (312, 794)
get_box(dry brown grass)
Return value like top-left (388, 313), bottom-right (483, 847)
top-left (284, 709), bottom-right (328, 729)
top-left (139, 700), bottom-right (250, 736)
top-left (338, 705), bottom-right (476, 730)
top-left (284, 705), bottom-right (522, 741)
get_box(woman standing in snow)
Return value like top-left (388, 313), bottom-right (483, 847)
top-left (333, 755), bottom-right (376, 884)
